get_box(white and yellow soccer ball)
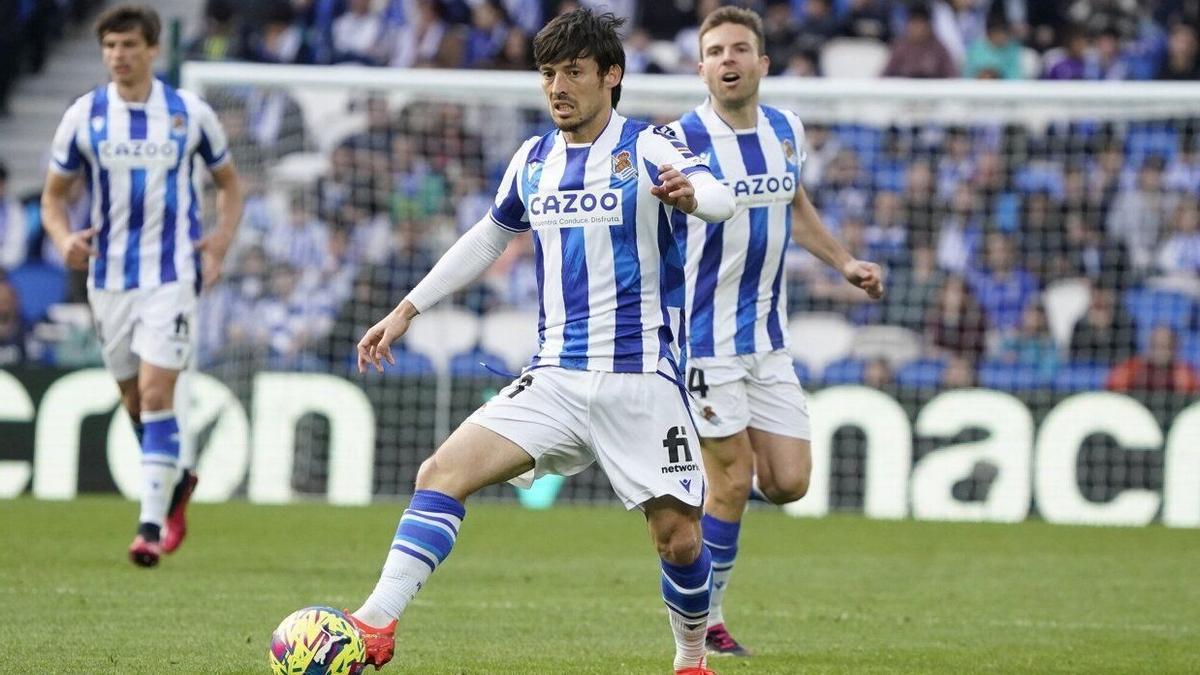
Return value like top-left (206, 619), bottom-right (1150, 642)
top-left (268, 606), bottom-right (367, 675)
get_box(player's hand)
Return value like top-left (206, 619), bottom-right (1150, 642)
top-left (651, 164), bottom-right (698, 214)
top-left (57, 228), bottom-right (97, 271)
top-left (195, 230), bottom-right (233, 289)
top-left (843, 259), bottom-right (884, 299)
top-left (357, 302), bottom-right (418, 374)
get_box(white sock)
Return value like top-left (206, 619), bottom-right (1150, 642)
top-left (356, 549), bottom-right (432, 626)
top-left (139, 410), bottom-right (181, 533)
top-left (708, 565), bottom-right (732, 627)
top-left (669, 608), bottom-right (709, 670)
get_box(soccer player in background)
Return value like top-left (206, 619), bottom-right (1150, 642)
top-left (350, 9), bottom-right (734, 674)
top-left (40, 4), bottom-right (243, 567)
top-left (668, 7), bottom-right (884, 656)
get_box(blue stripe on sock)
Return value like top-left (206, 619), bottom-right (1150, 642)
top-left (395, 519), bottom-right (456, 559)
top-left (409, 489), bottom-right (466, 520)
top-left (390, 542), bottom-right (437, 572)
top-left (661, 546), bottom-right (712, 616)
top-left (142, 414), bottom-right (180, 459)
top-left (702, 514), bottom-right (739, 565)
top-left (404, 510), bottom-right (460, 536)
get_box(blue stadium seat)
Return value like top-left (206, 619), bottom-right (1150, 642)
top-left (1052, 362), bottom-right (1111, 393)
top-left (895, 358), bottom-right (948, 389)
top-left (792, 360), bottom-right (811, 385)
top-left (1123, 288), bottom-right (1196, 350)
top-left (977, 359), bottom-right (1053, 391)
top-left (379, 347), bottom-right (436, 376)
top-left (448, 347), bottom-right (510, 377)
top-left (7, 262), bottom-right (67, 324)
top-left (821, 357), bottom-right (866, 385)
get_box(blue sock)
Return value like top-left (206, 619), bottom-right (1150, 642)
top-left (702, 513), bottom-right (740, 627)
top-left (662, 545), bottom-right (712, 669)
top-left (358, 489), bottom-right (466, 626)
top-left (139, 410), bottom-right (180, 531)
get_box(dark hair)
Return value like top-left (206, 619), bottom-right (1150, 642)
top-left (533, 8), bottom-right (626, 107)
top-left (95, 4), bottom-right (161, 46)
top-left (699, 6), bottom-right (766, 56)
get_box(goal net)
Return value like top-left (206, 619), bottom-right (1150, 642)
top-left (182, 62), bottom-right (1200, 514)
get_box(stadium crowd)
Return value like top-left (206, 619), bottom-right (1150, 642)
top-left (2, 0), bottom-right (1200, 395)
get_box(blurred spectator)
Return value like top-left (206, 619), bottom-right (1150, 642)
top-left (247, 263), bottom-right (336, 370)
top-left (0, 275), bottom-right (24, 367)
top-left (927, 274), bottom-right (989, 363)
top-left (493, 26), bottom-right (533, 70)
top-left (1155, 199), bottom-right (1200, 278)
top-left (186, 0), bottom-right (242, 61)
top-left (881, 237), bottom-right (944, 330)
top-left (1042, 24), bottom-right (1091, 79)
top-left (966, 232), bottom-right (1038, 332)
top-left (675, 0), bottom-right (721, 67)
top-left (0, 162), bottom-right (28, 271)
top-left (936, 183), bottom-right (984, 274)
top-left (800, 123), bottom-right (840, 190)
top-left (332, 0), bottom-right (384, 64)
top-left (782, 50), bottom-right (820, 77)
top-left (902, 158), bottom-right (938, 241)
top-left (1064, 212), bottom-right (1134, 289)
top-left (932, 0), bottom-right (989, 69)
top-left (991, 302), bottom-right (1060, 379)
top-left (936, 126), bottom-right (975, 200)
top-left (624, 28), bottom-right (662, 74)
top-left (882, 4), bottom-right (959, 78)
top-left (1090, 25), bottom-right (1131, 80)
top-left (800, 215), bottom-right (875, 313)
top-left (388, 0), bottom-right (447, 67)
top-left (1107, 325), bottom-right (1200, 394)
top-left (1020, 190), bottom-right (1079, 285)
top-left (1106, 155), bottom-right (1178, 275)
top-left (863, 357), bottom-right (894, 388)
top-left (840, 0), bottom-right (892, 42)
top-left (463, 0), bottom-right (511, 68)
top-left (1069, 286), bottom-right (1137, 364)
top-left (1158, 22), bottom-right (1200, 80)
top-left (263, 196), bottom-right (332, 288)
top-left (965, 16), bottom-right (1023, 79)
top-left (762, 3), bottom-right (799, 76)
top-left (1067, 0), bottom-right (1140, 42)
top-left (1027, 1), bottom-right (1069, 52)
top-left (865, 190), bottom-right (907, 268)
top-left (811, 149), bottom-right (868, 227)
top-left (1164, 128), bottom-right (1200, 195)
top-left (500, 0), bottom-right (541, 36)
top-left (941, 354), bottom-right (977, 388)
top-left (245, 2), bottom-right (304, 63)
top-left (795, 0), bottom-right (842, 57)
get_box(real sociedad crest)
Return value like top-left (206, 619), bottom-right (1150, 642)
top-left (611, 149), bottom-right (636, 181)
top-left (171, 112), bottom-right (187, 136)
top-left (782, 138), bottom-right (797, 165)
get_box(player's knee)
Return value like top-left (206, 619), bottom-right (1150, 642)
top-left (709, 471), bottom-right (751, 511)
top-left (414, 456), bottom-right (445, 490)
top-left (762, 472), bottom-right (810, 504)
top-left (653, 519), bottom-right (702, 565)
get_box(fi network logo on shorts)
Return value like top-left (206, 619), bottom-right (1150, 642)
top-left (660, 426), bottom-right (698, 475)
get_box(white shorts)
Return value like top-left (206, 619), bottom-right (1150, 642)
top-left (467, 366), bottom-right (705, 510)
top-left (88, 282), bottom-right (196, 381)
top-left (685, 350), bottom-right (811, 440)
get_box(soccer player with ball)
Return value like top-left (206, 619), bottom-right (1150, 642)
top-left (668, 7), bottom-right (884, 657)
top-left (341, 8), bottom-right (734, 674)
top-left (40, 4), bottom-right (243, 567)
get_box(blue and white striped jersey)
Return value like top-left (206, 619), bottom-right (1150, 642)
top-left (49, 79), bottom-right (230, 291)
top-left (489, 110), bottom-right (709, 373)
top-left (669, 100), bottom-right (806, 358)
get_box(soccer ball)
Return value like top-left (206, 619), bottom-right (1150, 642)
top-left (268, 606), bottom-right (367, 675)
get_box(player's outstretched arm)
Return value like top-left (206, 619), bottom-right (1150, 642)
top-left (196, 161), bottom-right (244, 289)
top-left (791, 185), bottom-right (884, 299)
top-left (356, 215), bottom-right (518, 372)
top-left (41, 172), bottom-right (94, 271)
top-left (651, 165), bottom-right (735, 222)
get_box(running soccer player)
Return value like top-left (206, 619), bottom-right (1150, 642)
top-left (348, 10), bottom-right (734, 674)
top-left (40, 4), bottom-right (243, 567)
top-left (668, 7), bottom-right (884, 657)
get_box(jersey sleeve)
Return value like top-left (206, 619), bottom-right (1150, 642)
top-left (48, 98), bottom-right (87, 176)
top-left (640, 125), bottom-right (709, 178)
top-left (487, 139), bottom-right (534, 233)
top-left (193, 98), bottom-right (231, 169)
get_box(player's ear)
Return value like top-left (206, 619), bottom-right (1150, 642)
top-left (759, 53), bottom-right (770, 76)
top-left (603, 64), bottom-right (622, 90)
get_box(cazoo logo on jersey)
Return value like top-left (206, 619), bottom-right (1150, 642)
top-left (528, 189), bottom-right (624, 229)
top-left (727, 173), bottom-right (796, 207)
top-left (98, 139), bottom-right (179, 169)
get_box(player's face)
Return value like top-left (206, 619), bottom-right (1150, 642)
top-left (540, 57), bottom-right (619, 136)
top-left (101, 29), bottom-right (159, 87)
top-left (699, 23), bottom-right (768, 111)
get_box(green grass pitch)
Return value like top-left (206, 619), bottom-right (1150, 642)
top-left (2, 497), bottom-right (1197, 674)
